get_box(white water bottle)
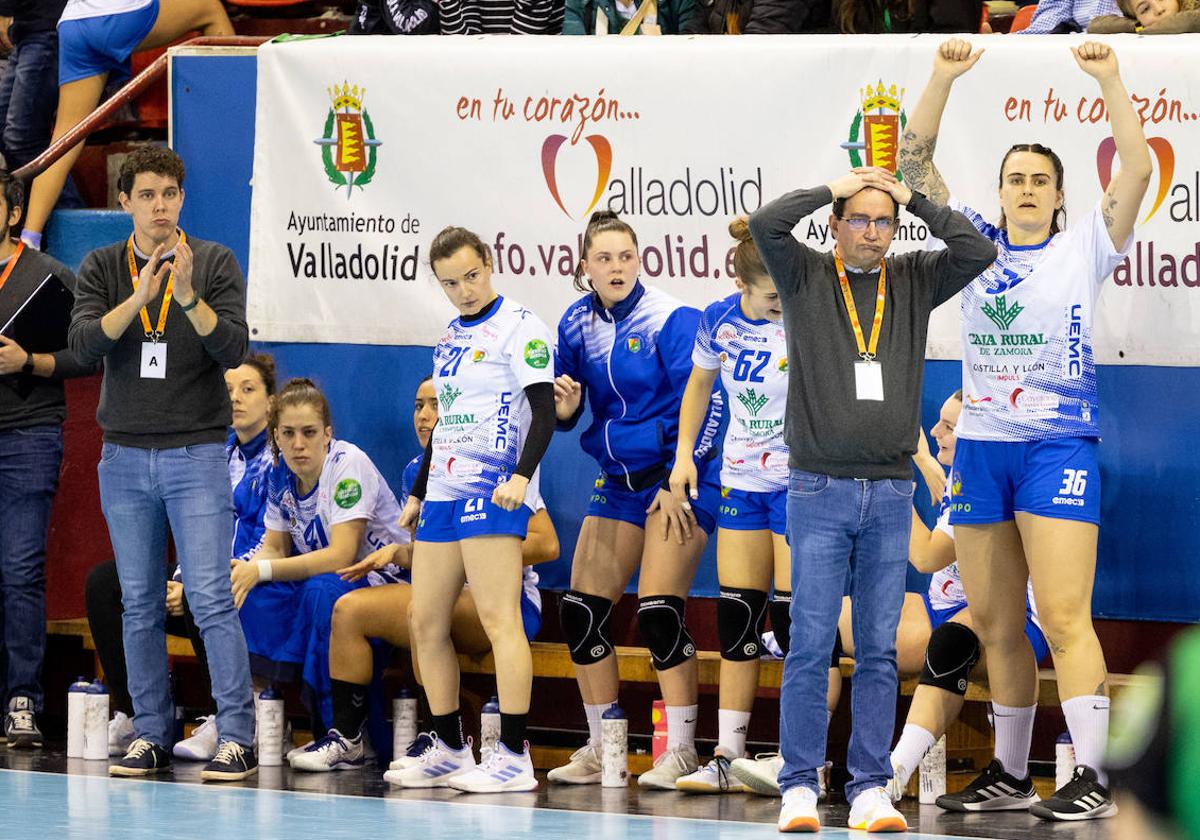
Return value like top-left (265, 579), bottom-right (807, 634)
top-left (1055, 732), bottom-right (1075, 791)
top-left (67, 677), bottom-right (90, 758)
top-left (257, 686), bottom-right (285, 766)
top-left (601, 705), bottom-right (629, 788)
top-left (918, 735), bottom-right (947, 804)
top-left (392, 687), bottom-right (418, 758)
top-left (480, 696), bottom-right (501, 755)
top-left (83, 682), bottom-right (110, 760)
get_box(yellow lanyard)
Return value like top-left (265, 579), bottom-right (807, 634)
top-left (834, 251), bottom-right (886, 361)
top-left (126, 232), bottom-right (186, 341)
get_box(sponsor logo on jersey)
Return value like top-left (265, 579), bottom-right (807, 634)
top-left (716, 324), bottom-right (740, 345)
top-left (471, 349), bottom-right (487, 363)
top-left (594, 476), bottom-right (606, 490)
top-left (1064, 304), bottom-right (1084, 380)
top-left (334, 478), bottom-right (362, 509)
top-left (1009, 387), bottom-right (1060, 412)
top-left (494, 392), bottom-right (512, 450)
top-left (439, 384), bottom-right (461, 411)
top-left (981, 295), bottom-right (1024, 331)
top-left (720, 486), bottom-right (731, 498)
top-left (777, 357), bottom-right (788, 373)
top-left (523, 339), bottom-right (550, 368)
top-left (626, 335), bottom-right (644, 353)
top-left (441, 413), bottom-right (477, 426)
top-left (736, 387), bottom-right (769, 416)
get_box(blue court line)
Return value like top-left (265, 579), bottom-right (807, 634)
top-left (0, 767), bottom-right (978, 839)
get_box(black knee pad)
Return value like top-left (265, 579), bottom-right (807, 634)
top-left (830, 625), bottom-right (844, 669)
top-left (920, 621), bottom-right (982, 696)
top-left (559, 590), bottom-right (614, 666)
top-left (637, 595), bottom-right (695, 670)
top-left (769, 590), bottom-right (792, 657)
top-left (718, 587), bottom-right (769, 661)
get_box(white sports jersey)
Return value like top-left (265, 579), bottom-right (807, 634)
top-left (426, 296), bottom-right (554, 504)
top-left (60, 0), bottom-right (155, 23)
top-left (264, 439), bottom-right (409, 572)
top-left (953, 201), bottom-right (1127, 442)
top-left (927, 481), bottom-right (1040, 627)
top-left (692, 293), bottom-right (788, 492)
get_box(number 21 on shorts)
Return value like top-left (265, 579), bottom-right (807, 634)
top-left (1059, 469), bottom-right (1088, 497)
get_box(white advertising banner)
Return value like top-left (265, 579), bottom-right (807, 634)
top-left (248, 34), bottom-right (1200, 364)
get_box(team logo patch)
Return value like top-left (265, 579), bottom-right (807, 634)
top-left (314, 82), bottom-right (382, 197)
top-left (626, 335), bottom-right (643, 353)
top-left (720, 486), bottom-right (731, 499)
top-left (523, 339), bottom-right (550, 369)
top-left (594, 476), bottom-right (606, 490)
top-left (334, 478), bottom-right (363, 509)
top-left (777, 357), bottom-right (788, 373)
top-left (471, 349), bottom-right (487, 363)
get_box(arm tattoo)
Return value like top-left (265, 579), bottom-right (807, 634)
top-left (1102, 193), bottom-right (1118, 232)
top-left (898, 129), bottom-right (950, 206)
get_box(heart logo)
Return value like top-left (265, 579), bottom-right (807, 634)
top-left (1096, 136), bottom-right (1174, 225)
top-left (541, 134), bottom-right (613, 219)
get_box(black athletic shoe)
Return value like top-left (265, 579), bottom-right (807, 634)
top-left (201, 740), bottom-right (258, 782)
top-left (110, 738), bottom-right (172, 776)
top-left (5, 697), bottom-right (43, 748)
top-left (935, 759), bottom-right (1040, 812)
top-left (1030, 765), bottom-right (1118, 821)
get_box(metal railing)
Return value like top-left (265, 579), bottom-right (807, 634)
top-left (13, 36), bottom-right (269, 182)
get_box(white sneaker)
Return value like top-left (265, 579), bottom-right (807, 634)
top-left (173, 715), bottom-right (219, 761)
top-left (448, 742), bottom-right (538, 793)
top-left (637, 746), bottom-right (699, 790)
top-left (885, 756), bottom-right (908, 803)
top-left (286, 736), bottom-right (314, 763)
top-left (730, 752), bottom-right (783, 796)
top-left (389, 732), bottom-right (435, 771)
top-left (778, 786), bottom-right (820, 833)
top-left (108, 712), bottom-right (135, 757)
top-left (546, 743), bottom-right (602, 785)
top-left (676, 754), bottom-right (748, 794)
top-left (382, 735), bottom-right (475, 788)
top-left (848, 786), bottom-right (908, 833)
top-left (288, 729), bottom-right (366, 772)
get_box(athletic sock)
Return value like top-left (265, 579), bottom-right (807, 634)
top-left (432, 710), bottom-right (464, 751)
top-left (666, 704), bottom-right (698, 752)
top-left (499, 712), bottom-right (528, 755)
top-left (716, 709), bottom-right (751, 758)
top-left (992, 702), bottom-right (1036, 779)
top-left (584, 702), bottom-right (614, 748)
top-left (890, 724), bottom-right (936, 787)
top-left (1062, 695), bottom-right (1110, 785)
top-left (330, 679), bottom-right (369, 738)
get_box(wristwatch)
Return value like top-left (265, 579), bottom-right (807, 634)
top-left (21, 351), bottom-right (33, 374)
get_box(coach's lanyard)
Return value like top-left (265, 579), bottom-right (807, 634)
top-left (0, 241), bottom-right (25, 296)
top-left (126, 231), bottom-right (186, 341)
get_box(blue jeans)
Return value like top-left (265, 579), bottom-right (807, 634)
top-left (779, 469), bottom-right (912, 803)
top-left (0, 425), bottom-right (63, 710)
top-left (98, 442), bottom-right (253, 747)
top-left (0, 29), bottom-right (82, 206)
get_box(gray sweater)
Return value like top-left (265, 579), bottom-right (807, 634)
top-left (69, 236), bottom-right (248, 449)
top-left (749, 186), bottom-right (996, 479)
top-left (0, 248), bottom-right (97, 431)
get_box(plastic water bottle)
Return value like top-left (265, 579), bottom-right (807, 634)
top-left (82, 682), bottom-right (110, 760)
top-left (480, 696), bottom-right (501, 755)
top-left (67, 677), bottom-right (90, 758)
top-left (918, 735), bottom-right (947, 804)
top-left (1055, 732), bottom-right (1075, 791)
top-left (257, 686), bottom-right (285, 767)
top-left (601, 705), bottom-right (628, 788)
top-left (392, 687), bottom-right (418, 758)
top-left (651, 699), bottom-right (667, 761)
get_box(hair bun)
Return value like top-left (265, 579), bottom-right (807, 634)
top-left (728, 216), bottom-right (752, 243)
top-left (587, 210), bottom-right (620, 226)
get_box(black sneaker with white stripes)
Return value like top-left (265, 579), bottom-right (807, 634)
top-left (1030, 765), bottom-right (1118, 821)
top-left (935, 759), bottom-right (1040, 812)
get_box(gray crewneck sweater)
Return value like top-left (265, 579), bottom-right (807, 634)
top-left (69, 235), bottom-right (248, 449)
top-left (749, 186), bottom-right (996, 479)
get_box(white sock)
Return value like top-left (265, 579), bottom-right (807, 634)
top-left (716, 709), bottom-right (750, 758)
top-left (1062, 695), bottom-right (1110, 785)
top-left (992, 702), bottom-right (1037, 779)
top-left (666, 704), bottom-right (698, 752)
top-left (890, 724), bottom-right (936, 787)
top-left (584, 702), bottom-right (614, 747)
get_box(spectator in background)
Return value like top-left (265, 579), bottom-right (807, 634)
top-left (683, 0), bottom-right (797, 33)
top-left (0, 168), bottom-right (94, 748)
top-left (68, 146), bottom-right (256, 782)
top-left (438, 0), bottom-right (565, 33)
top-left (1088, 0), bottom-right (1200, 31)
top-left (831, 0), bottom-right (984, 32)
top-left (21, 0), bottom-right (234, 252)
top-left (0, 1), bottom-right (84, 212)
top-left (564, 0), bottom-right (690, 33)
top-left (349, 0), bottom-right (440, 34)
top-left (1017, 0), bottom-right (1120, 31)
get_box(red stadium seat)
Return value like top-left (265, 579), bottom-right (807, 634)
top-left (1009, 4), bottom-right (1038, 31)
